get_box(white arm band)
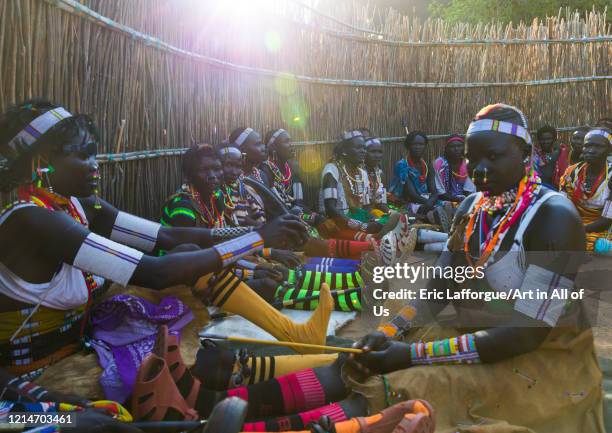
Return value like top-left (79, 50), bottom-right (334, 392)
top-left (110, 211), bottom-right (161, 252)
top-left (213, 231), bottom-right (264, 268)
top-left (602, 200), bottom-right (612, 219)
top-left (293, 182), bottom-right (304, 201)
top-left (514, 264), bottom-right (574, 327)
top-left (73, 233), bottom-right (144, 287)
top-left (323, 188), bottom-right (338, 200)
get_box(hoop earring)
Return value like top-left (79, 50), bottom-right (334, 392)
top-left (483, 167), bottom-right (488, 185)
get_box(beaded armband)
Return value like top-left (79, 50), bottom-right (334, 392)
top-left (4, 377), bottom-right (50, 402)
top-left (377, 305), bottom-right (416, 338)
top-left (293, 182), bottom-right (304, 201)
top-left (602, 200), bottom-right (612, 219)
top-left (236, 259), bottom-right (257, 270)
top-left (323, 188), bottom-right (338, 200)
top-left (409, 334), bottom-right (480, 365)
top-left (110, 211), bottom-right (161, 252)
top-left (211, 226), bottom-right (254, 241)
top-left (213, 232), bottom-right (264, 268)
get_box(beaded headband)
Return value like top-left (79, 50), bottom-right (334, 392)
top-left (267, 129), bottom-right (287, 147)
top-left (233, 128), bottom-right (254, 147)
top-left (342, 130), bottom-right (364, 141)
top-left (365, 137), bottom-right (382, 147)
top-left (5, 107), bottom-right (73, 156)
top-left (218, 146), bottom-right (243, 158)
top-left (585, 129), bottom-right (612, 146)
top-left (466, 119), bottom-right (532, 145)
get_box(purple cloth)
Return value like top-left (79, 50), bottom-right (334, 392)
top-left (89, 294), bottom-right (193, 403)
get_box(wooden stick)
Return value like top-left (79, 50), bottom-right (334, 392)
top-left (200, 334), bottom-right (364, 354)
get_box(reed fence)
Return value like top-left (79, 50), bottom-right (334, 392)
top-left (0, 0), bottom-right (610, 218)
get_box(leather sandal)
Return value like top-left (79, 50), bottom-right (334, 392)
top-left (391, 412), bottom-right (434, 433)
top-left (131, 353), bottom-right (198, 421)
top-left (153, 324), bottom-right (201, 407)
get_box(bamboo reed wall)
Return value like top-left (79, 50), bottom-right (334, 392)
top-left (0, 0), bottom-right (610, 219)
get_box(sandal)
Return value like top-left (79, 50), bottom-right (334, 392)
top-left (131, 353), bottom-right (198, 421)
top-left (153, 325), bottom-right (201, 407)
top-left (391, 413), bottom-right (435, 433)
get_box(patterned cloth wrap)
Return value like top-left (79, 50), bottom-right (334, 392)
top-left (89, 294), bottom-right (192, 403)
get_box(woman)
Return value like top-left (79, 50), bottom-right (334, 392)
top-left (569, 126), bottom-right (590, 164)
top-left (0, 99), bottom-right (332, 385)
top-left (535, 125), bottom-right (570, 189)
top-left (261, 129), bottom-right (301, 208)
top-left (433, 135), bottom-right (475, 203)
top-left (389, 132), bottom-right (450, 231)
top-left (229, 127), bottom-right (270, 187)
top-left (346, 103), bottom-right (603, 433)
top-left (560, 128), bottom-right (612, 251)
top-left (319, 130), bottom-right (382, 237)
top-left (160, 143), bottom-right (295, 298)
top-left (364, 136), bottom-right (389, 214)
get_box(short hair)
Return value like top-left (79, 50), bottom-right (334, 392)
top-left (403, 130), bottom-right (428, 150)
top-left (182, 144), bottom-right (217, 179)
top-left (536, 125), bottom-right (557, 141)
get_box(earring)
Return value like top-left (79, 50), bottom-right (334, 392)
top-left (483, 167), bottom-right (488, 184)
top-left (34, 158), bottom-right (55, 192)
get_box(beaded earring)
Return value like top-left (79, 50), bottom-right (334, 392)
top-left (483, 167), bottom-right (488, 184)
top-left (92, 170), bottom-right (102, 209)
top-left (33, 157), bottom-right (55, 192)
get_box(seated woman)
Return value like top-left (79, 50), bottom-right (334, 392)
top-left (534, 125), bottom-right (569, 189)
top-left (217, 141), bottom-right (365, 312)
top-left (346, 103), bottom-right (603, 433)
top-left (0, 98), bottom-right (333, 396)
top-left (433, 134), bottom-right (475, 203)
top-left (388, 131), bottom-right (450, 231)
top-left (160, 143), bottom-right (292, 300)
top-left (560, 128), bottom-right (612, 251)
top-left (569, 126), bottom-right (590, 165)
top-left (363, 136), bottom-right (389, 216)
top-left (319, 130), bottom-right (383, 240)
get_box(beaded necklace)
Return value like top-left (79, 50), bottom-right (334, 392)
top-left (407, 156), bottom-right (428, 183)
top-left (187, 185), bottom-right (225, 228)
top-left (368, 166), bottom-right (383, 197)
top-left (573, 162), bottom-right (607, 201)
top-left (249, 167), bottom-right (264, 183)
top-left (17, 185), bottom-right (98, 337)
top-left (463, 170), bottom-right (540, 267)
top-left (338, 161), bottom-right (366, 202)
top-left (265, 159), bottom-right (292, 191)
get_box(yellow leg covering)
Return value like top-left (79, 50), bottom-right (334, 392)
top-left (194, 271), bottom-right (333, 354)
top-left (244, 353), bottom-right (338, 384)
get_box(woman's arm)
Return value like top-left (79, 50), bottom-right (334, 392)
top-left (402, 176), bottom-right (428, 205)
top-left (11, 206), bottom-right (307, 290)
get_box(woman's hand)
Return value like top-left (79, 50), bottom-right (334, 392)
top-left (269, 249), bottom-right (302, 268)
top-left (348, 331), bottom-right (411, 375)
top-left (257, 215), bottom-right (309, 249)
top-left (254, 266), bottom-right (283, 281)
top-left (365, 221), bottom-right (384, 234)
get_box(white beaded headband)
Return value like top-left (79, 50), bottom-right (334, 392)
top-left (233, 128), bottom-right (254, 147)
top-left (466, 118), bottom-right (532, 145)
top-left (218, 146), bottom-right (243, 157)
top-left (365, 137), bottom-right (382, 147)
top-left (267, 129), bottom-right (287, 147)
top-left (585, 129), bottom-right (612, 146)
top-left (342, 130), bottom-right (364, 141)
top-left (6, 107), bottom-right (73, 154)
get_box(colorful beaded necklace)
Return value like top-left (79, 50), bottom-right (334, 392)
top-left (407, 156), bottom-right (428, 183)
top-left (187, 185), bottom-right (225, 228)
top-left (17, 185), bottom-right (98, 337)
top-left (265, 159), bottom-right (292, 192)
top-left (338, 161), bottom-right (367, 203)
top-left (572, 162), bottom-right (607, 201)
top-left (463, 170), bottom-right (540, 267)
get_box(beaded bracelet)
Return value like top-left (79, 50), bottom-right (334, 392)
top-left (2, 377), bottom-right (50, 402)
top-left (213, 232), bottom-right (264, 268)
